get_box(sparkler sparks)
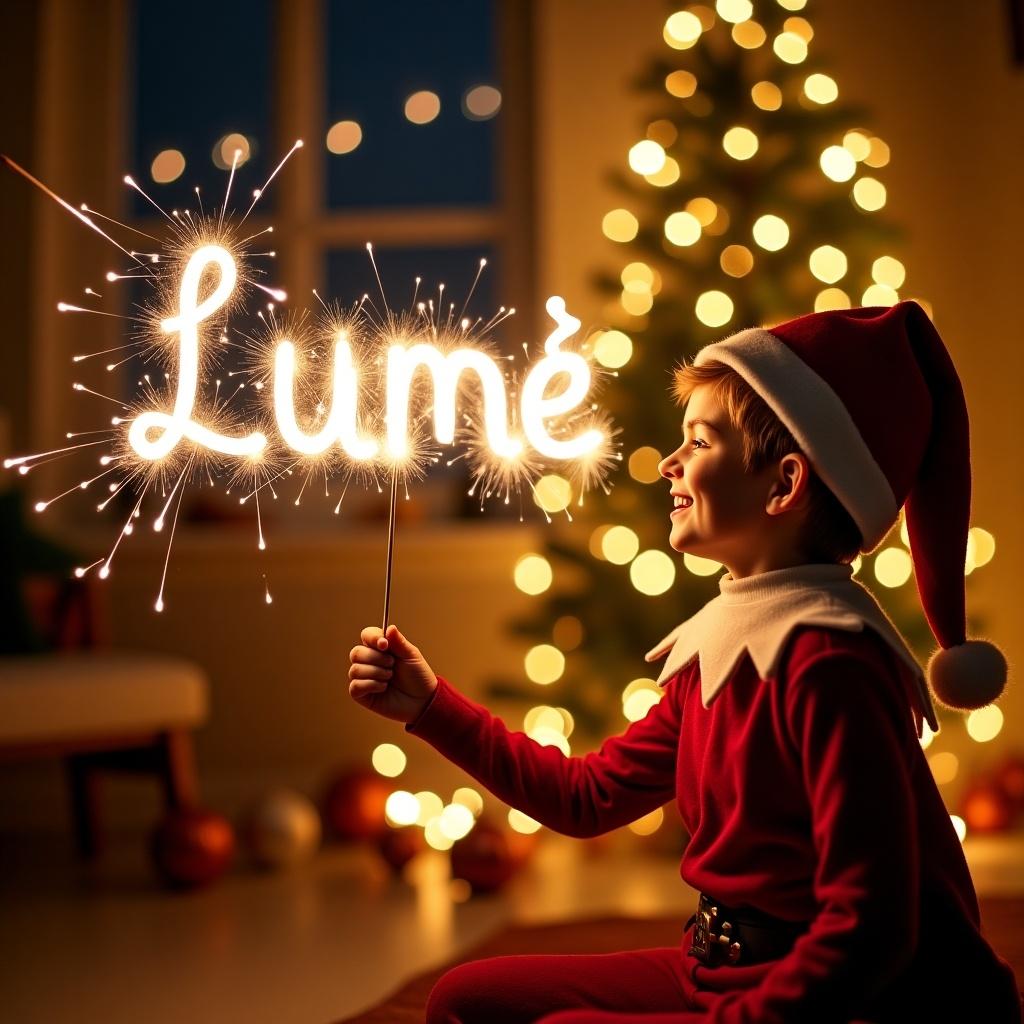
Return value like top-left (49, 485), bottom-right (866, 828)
top-left (2, 144), bottom-right (618, 612)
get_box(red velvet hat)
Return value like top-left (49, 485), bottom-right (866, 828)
top-left (692, 299), bottom-right (1007, 712)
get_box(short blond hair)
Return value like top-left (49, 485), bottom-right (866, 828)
top-left (672, 358), bottom-right (862, 563)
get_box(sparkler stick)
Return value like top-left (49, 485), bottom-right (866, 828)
top-left (381, 463), bottom-right (399, 632)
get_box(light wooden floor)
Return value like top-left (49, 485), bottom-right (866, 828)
top-left (1, 828), bottom-right (1021, 1024)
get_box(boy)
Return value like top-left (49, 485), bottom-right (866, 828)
top-left (348, 301), bottom-right (1020, 1022)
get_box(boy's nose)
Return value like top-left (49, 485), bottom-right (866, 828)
top-left (658, 450), bottom-right (679, 479)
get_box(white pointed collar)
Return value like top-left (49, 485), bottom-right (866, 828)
top-left (644, 561), bottom-right (938, 735)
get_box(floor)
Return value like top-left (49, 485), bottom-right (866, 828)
top-left (1, 827), bottom-right (1022, 1024)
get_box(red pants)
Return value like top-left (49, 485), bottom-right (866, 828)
top-left (424, 942), bottom-right (716, 1023)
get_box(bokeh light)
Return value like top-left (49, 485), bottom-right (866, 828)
top-left (150, 149), bottom-right (185, 184)
top-left (525, 644), bottom-right (565, 685)
top-left (326, 120), bottom-right (363, 154)
top-left (630, 550), bottom-right (676, 595)
top-left (405, 90), bottom-right (441, 125)
top-left (514, 553), bottom-right (553, 595)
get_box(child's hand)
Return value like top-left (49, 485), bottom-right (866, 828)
top-left (348, 624), bottom-right (438, 725)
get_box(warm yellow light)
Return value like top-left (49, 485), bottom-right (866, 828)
top-left (862, 283), bottom-right (898, 306)
top-left (686, 197), bottom-right (717, 226)
top-left (723, 126), bottom-right (759, 160)
top-left (405, 90), bottom-right (441, 124)
top-left (852, 177), bottom-right (887, 211)
top-left (695, 290), bottom-right (734, 327)
top-left (783, 15), bottom-right (813, 41)
top-left (647, 119), bottom-right (678, 148)
top-left (966, 705), bottom-right (1003, 743)
top-left (423, 817), bottom-right (454, 851)
top-left (773, 31), bottom-right (808, 63)
top-left (630, 550), bottom-right (676, 595)
top-left (213, 133), bottom-right (251, 170)
top-left (665, 70), bottom-right (698, 98)
top-left (525, 705), bottom-right (565, 735)
top-left (820, 145), bottom-right (856, 182)
top-left (874, 546), bottom-right (912, 587)
top-left (602, 525), bottom-right (640, 565)
top-left (514, 553), bottom-right (553, 595)
top-left (463, 84), bottom-right (502, 120)
top-left (326, 120), bottom-right (363, 154)
top-left (919, 721), bottom-right (936, 750)
top-left (621, 290), bottom-right (653, 317)
top-left (415, 791), bottom-right (445, 827)
top-left (622, 262), bottom-right (655, 290)
top-left (629, 139), bottom-right (667, 175)
top-left (628, 446), bottom-right (663, 484)
top-left (623, 688), bottom-right (663, 722)
top-left (533, 474), bottom-right (572, 513)
top-left (809, 245), bottom-right (847, 284)
top-left (508, 808), bottom-right (542, 834)
top-left (720, 244), bottom-right (754, 277)
top-left (928, 751), bottom-right (959, 785)
top-left (968, 527), bottom-right (996, 567)
top-left (645, 157), bottom-right (681, 187)
top-left (864, 137), bottom-right (891, 168)
top-left (683, 552), bottom-right (721, 576)
top-left (525, 644), bottom-right (565, 685)
top-left (814, 288), bottom-right (851, 312)
top-left (665, 211), bottom-right (702, 246)
top-left (438, 802), bottom-right (475, 840)
top-left (950, 814), bottom-right (967, 843)
top-left (452, 787), bottom-right (484, 817)
top-left (151, 149), bottom-right (185, 184)
top-left (777, 0), bottom-right (807, 8)
top-left (589, 524), bottom-right (612, 559)
top-left (843, 130), bottom-right (871, 161)
top-left (664, 10), bottom-right (703, 48)
top-left (716, 0), bottom-right (752, 23)
top-left (751, 81), bottom-right (782, 110)
top-left (385, 790), bottom-right (420, 826)
top-left (372, 743), bottom-right (407, 777)
top-left (752, 214), bottom-right (789, 251)
top-left (553, 616), bottom-right (583, 651)
top-left (603, 209), bottom-right (639, 242)
top-left (593, 329), bottom-right (633, 368)
top-left (803, 73), bottom-right (837, 104)
top-left (871, 256), bottom-right (906, 288)
top-left (732, 20), bottom-right (765, 48)
top-left (627, 806), bottom-right (664, 836)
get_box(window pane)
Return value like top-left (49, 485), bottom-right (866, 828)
top-left (129, 0), bottom-right (273, 214)
top-left (325, 0), bottom-right (498, 208)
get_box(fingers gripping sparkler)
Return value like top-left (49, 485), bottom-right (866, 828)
top-left (2, 145), bottom-right (618, 617)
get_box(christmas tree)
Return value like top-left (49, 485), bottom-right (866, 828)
top-left (486, 0), bottom-right (997, 778)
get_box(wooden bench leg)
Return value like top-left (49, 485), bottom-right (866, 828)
top-left (65, 755), bottom-right (103, 861)
top-left (160, 729), bottom-right (199, 810)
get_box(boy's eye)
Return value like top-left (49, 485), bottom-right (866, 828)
top-left (689, 438), bottom-right (708, 450)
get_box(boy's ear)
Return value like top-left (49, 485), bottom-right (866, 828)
top-left (765, 453), bottom-right (810, 516)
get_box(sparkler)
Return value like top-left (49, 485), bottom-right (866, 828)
top-left (2, 145), bottom-right (619, 621)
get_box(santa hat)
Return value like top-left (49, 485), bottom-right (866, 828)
top-left (692, 299), bottom-right (1007, 713)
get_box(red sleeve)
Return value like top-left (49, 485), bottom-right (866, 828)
top-left (403, 672), bottom-right (682, 839)
top-left (706, 645), bottom-right (920, 1024)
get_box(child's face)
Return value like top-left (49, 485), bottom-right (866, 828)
top-left (657, 384), bottom-right (781, 567)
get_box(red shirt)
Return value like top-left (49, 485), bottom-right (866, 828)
top-left (405, 623), bottom-right (1021, 1021)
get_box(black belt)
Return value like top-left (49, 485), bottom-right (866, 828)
top-left (686, 892), bottom-right (809, 967)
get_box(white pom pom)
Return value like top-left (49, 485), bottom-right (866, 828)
top-left (927, 639), bottom-right (1007, 711)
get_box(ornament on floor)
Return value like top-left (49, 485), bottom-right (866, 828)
top-left (959, 776), bottom-right (1015, 834)
top-left (240, 786), bottom-right (322, 869)
top-left (322, 766), bottom-right (392, 842)
top-left (450, 815), bottom-right (517, 894)
top-left (150, 807), bottom-right (235, 889)
top-left (375, 824), bottom-right (426, 873)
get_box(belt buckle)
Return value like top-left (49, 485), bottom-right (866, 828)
top-left (688, 894), bottom-right (742, 966)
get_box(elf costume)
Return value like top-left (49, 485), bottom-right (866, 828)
top-left (408, 301), bottom-right (1021, 1022)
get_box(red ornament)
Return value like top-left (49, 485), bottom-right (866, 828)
top-left (376, 826), bottom-right (425, 873)
top-left (322, 766), bottom-right (391, 842)
top-left (150, 808), bottom-right (235, 889)
top-left (450, 816), bottom-right (516, 894)
top-left (960, 779), bottom-right (1014, 834)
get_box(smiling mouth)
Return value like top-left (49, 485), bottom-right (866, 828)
top-left (671, 495), bottom-right (693, 516)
